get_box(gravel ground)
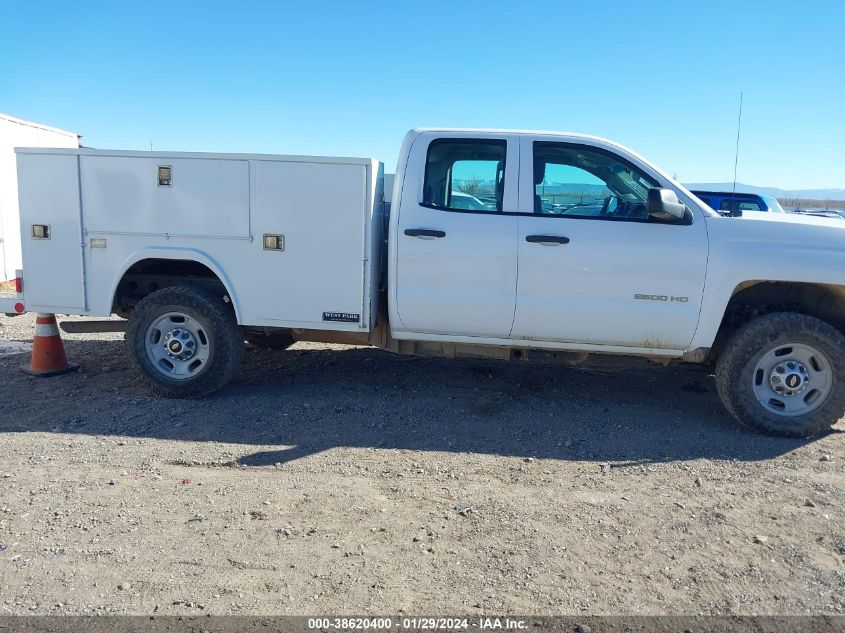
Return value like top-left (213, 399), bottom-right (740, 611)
top-left (0, 313), bottom-right (842, 616)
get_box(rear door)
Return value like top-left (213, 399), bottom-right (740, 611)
top-left (393, 133), bottom-right (519, 338)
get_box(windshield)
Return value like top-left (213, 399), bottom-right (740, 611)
top-left (762, 195), bottom-right (786, 213)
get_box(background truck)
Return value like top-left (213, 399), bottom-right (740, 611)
top-left (689, 189), bottom-right (787, 216)
top-left (5, 128), bottom-right (845, 438)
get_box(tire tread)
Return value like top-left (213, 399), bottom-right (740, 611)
top-left (715, 312), bottom-right (845, 437)
top-left (125, 285), bottom-right (244, 398)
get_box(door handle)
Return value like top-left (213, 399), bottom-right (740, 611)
top-left (405, 228), bottom-right (446, 239)
top-left (526, 235), bottom-right (570, 245)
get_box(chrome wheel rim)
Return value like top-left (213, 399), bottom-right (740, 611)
top-left (752, 343), bottom-right (832, 416)
top-left (144, 312), bottom-right (211, 380)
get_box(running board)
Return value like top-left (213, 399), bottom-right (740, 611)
top-left (60, 320), bottom-right (128, 334)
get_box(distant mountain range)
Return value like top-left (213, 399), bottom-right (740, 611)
top-left (684, 182), bottom-right (845, 201)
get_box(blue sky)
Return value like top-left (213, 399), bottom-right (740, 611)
top-left (2, 1), bottom-right (843, 189)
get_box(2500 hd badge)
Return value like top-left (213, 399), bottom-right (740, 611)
top-left (634, 294), bottom-right (689, 303)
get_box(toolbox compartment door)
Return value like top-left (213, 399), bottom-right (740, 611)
top-left (250, 159), bottom-right (370, 329)
top-left (16, 152), bottom-right (86, 311)
top-left (79, 155), bottom-right (250, 238)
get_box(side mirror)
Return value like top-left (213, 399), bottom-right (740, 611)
top-left (647, 188), bottom-right (687, 222)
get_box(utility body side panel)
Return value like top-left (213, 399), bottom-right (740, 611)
top-left (16, 148), bottom-right (381, 331)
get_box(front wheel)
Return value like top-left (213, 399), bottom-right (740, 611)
top-left (126, 285), bottom-right (244, 398)
top-left (715, 312), bottom-right (845, 436)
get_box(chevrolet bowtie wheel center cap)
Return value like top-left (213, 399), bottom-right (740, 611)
top-left (163, 328), bottom-right (197, 361)
top-left (769, 360), bottom-right (809, 397)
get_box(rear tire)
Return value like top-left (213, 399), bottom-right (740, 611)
top-left (715, 312), bottom-right (845, 437)
top-left (126, 285), bottom-right (244, 398)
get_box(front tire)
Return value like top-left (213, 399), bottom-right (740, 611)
top-left (126, 285), bottom-right (244, 398)
top-left (715, 312), bottom-right (845, 437)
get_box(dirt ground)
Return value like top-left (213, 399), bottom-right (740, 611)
top-left (0, 313), bottom-right (842, 616)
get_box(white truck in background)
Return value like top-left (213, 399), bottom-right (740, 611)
top-left (5, 128), bottom-right (845, 438)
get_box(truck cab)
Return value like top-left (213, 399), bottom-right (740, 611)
top-left (389, 129), bottom-right (707, 353)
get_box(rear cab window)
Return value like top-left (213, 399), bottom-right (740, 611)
top-left (720, 198), bottom-right (762, 213)
top-left (423, 139), bottom-right (506, 212)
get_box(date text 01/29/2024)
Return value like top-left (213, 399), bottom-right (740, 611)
top-left (305, 618), bottom-right (527, 630)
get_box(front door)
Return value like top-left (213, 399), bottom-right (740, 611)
top-left (512, 136), bottom-right (708, 349)
top-left (393, 134), bottom-right (520, 338)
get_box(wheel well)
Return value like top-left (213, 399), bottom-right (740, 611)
top-left (113, 258), bottom-right (233, 318)
top-left (711, 281), bottom-right (845, 360)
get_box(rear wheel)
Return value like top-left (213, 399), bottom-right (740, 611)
top-left (715, 312), bottom-right (845, 436)
top-left (126, 285), bottom-right (244, 397)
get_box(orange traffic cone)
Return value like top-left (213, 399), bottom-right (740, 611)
top-left (22, 313), bottom-right (80, 377)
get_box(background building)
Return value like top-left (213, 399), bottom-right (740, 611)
top-left (0, 113), bottom-right (80, 281)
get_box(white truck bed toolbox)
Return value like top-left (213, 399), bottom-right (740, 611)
top-left (15, 148), bottom-right (383, 331)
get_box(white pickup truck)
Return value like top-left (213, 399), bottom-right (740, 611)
top-left (5, 128), bottom-right (845, 437)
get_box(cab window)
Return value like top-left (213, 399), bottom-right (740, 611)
top-left (533, 142), bottom-right (659, 220)
top-left (720, 198), bottom-right (762, 212)
top-left (423, 139), bottom-right (505, 212)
